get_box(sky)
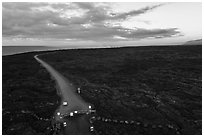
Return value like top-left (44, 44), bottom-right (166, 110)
top-left (2, 2), bottom-right (202, 47)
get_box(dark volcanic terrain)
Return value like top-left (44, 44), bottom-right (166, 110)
top-left (40, 45), bottom-right (202, 135)
top-left (2, 52), bottom-right (60, 134)
top-left (2, 45), bottom-right (202, 135)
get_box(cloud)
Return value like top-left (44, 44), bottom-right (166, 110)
top-left (124, 28), bottom-right (181, 39)
top-left (2, 2), bottom-right (181, 42)
top-left (109, 4), bottom-right (164, 20)
top-left (74, 2), bottom-right (95, 10)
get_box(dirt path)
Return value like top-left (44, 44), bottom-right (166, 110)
top-left (34, 54), bottom-right (93, 134)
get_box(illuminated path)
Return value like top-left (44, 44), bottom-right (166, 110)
top-left (34, 54), bottom-right (94, 134)
top-left (34, 54), bottom-right (182, 135)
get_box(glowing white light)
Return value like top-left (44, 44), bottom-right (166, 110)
top-left (63, 101), bottom-right (68, 106)
top-left (70, 112), bottom-right (74, 116)
top-left (57, 112), bottom-right (60, 116)
top-left (89, 105), bottom-right (91, 109)
top-left (63, 122), bottom-right (67, 127)
top-left (74, 111), bottom-right (78, 114)
top-left (77, 88), bottom-right (81, 93)
top-left (90, 126), bottom-right (94, 131)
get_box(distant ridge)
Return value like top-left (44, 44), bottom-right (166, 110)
top-left (184, 39), bottom-right (202, 45)
top-left (2, 46), bottom-right (61, 56)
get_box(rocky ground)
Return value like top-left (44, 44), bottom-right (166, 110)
top-left (2, 52), bottom-right (60, 135)
top-left (40, 45), bottom-right (202, 135)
